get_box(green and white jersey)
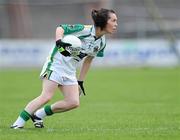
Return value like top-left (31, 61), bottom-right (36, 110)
top-left (60, 24), bottom-right (106, 58)
top-left (40, 24), bottom-right (106, 81)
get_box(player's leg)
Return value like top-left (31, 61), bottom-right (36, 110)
top-left (52, 84), bottom-right (80, 113)
top-left (33, 84), bottom-right (79, 127)
top-left (25, 79), bottom-right (58, 113)
top-left (11, 79), bottom-right (58, 129)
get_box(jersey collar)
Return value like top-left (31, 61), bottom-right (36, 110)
top-left (91, 25), bottom-right (104, 40)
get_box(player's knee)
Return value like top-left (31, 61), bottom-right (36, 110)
top-left (68, 100), bottom-right (80, 109)
top-left (39, 94), bottom-right (52, 103)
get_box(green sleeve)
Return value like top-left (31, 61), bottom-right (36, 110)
top-left (59, 24), bottom-right (84, 35)
top-left (96, 44), bottom-right (106, 57)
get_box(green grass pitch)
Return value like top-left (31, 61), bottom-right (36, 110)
top-left (0, 68), bottom-right (180, 140)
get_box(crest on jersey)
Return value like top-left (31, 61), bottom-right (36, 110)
top-left (93, 46), bottom-right (99, 52)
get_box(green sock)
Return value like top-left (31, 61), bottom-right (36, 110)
top-left (44, 105), bottom-right (53, 116)
top-left (20, 110), bottom-right (31, 121)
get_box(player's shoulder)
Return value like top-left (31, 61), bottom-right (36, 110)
top-left (59, 24), bottom-right (86, 35)
top-left (73, 24), bottom-right (93, 31)
top-left (70, 24), bottom-right (93, 36)
top-left (81, 25), bottom-right (93, 35)
top-left (84, 25), bottom-right (93, 29)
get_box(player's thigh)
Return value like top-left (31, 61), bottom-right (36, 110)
top-left (40, 78), bottom-right (58, 98)
top-left (59, 84), bottom-right (79, 101)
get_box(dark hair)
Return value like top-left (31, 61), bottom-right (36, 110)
top-left (91, 8), bottom-right (115, 30)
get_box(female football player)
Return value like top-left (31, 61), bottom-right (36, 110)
top-left (11, 8), bottom-right (118, 129)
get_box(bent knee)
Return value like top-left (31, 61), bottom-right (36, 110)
top-left (39, 94), bottom-right (52, 103)
top-left (67, 100), bottom-right (80, 109)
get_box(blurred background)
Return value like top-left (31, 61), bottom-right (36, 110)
top-left (0, 0), bottom-right (180, 68)
top-left (1, 1), bottom-right (180, 138)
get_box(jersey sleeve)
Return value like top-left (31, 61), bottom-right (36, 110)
top-left (59, 24), bottom-right (85, 35)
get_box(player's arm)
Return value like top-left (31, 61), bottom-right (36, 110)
top-left (55, 27), bottom-right (72, 56)
top-left (56, 27), bottom-right (64, 40)
top-left (78, 56), bottom-right (94, 95)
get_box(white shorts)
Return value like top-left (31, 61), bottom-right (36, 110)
top-left (40, 47), bottom-right (79, 85)
top-left (40, 69), bottom-right (78, 85)
top-left (40, 62), bottom-right (78, 86)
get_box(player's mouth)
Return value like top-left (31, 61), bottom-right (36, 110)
top-left (112, 28), bottom-right (117, 32)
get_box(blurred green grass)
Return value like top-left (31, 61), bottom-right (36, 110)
top-left (0, 68), bottom-right (180, 140)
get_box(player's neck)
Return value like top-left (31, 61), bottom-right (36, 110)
top-left (95, 27), bottom-right (106, 38)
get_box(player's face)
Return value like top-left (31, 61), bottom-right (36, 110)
top-left (105, 13), bottom-right (118, 34)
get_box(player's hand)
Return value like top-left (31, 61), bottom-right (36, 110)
top-left (78, 81), bottom-right (86, 96)
top-left (56, 39), bottom-right (72, 57)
